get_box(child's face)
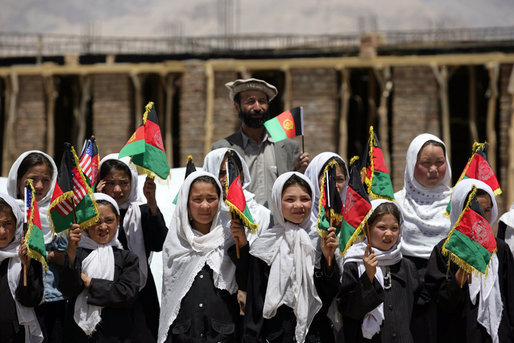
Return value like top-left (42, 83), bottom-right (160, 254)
top-left (188, 182), bottom-right (219, 231)
top-left (0, 209), bottom-right (16, 249)
top-left (18, 163), bottom-right (52, 202)
top-left (102, 169), bottom-right (131, 205)
top-left (318, 165), bottom-right (346, 197)
top-left (87, 204), bottom-right (118, 245)
top-left (477, 193), bottom-right (493, 223)
top-left (281, 184), bottom-right (312, 225)
top-left (369, 214), bottom-right (399, 251)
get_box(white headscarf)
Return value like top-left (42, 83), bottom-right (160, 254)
top-left (499, 203), bottom-right (514, 255)
top-left (0, 193), bottom-right (44, 343)
top-left (7, 150), bottom-right (58, 244)
top-left (99, 154), bottom-right (147, 289)
top-left (74, 193), bottom-right (123, 336)
top-left (343, 199), bottom-right (403, 339)
top-left (395, 133), bottom-right (452, 259)
top-left (449, 178), bottom-right (501, 343)
top-left (250, 172), bottom-right (322, 343)
top-left (158, 171), bottom-right (237, 343)
top-left (304, 152), bottom-right (349, 268)
top-left (203, 148), bottom-right (270, 245)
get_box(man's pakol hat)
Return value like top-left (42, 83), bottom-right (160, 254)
top-left (225, 78), bottom-right (278, 102)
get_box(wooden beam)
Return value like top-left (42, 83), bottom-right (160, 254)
top-left (432, 64), bottom-right (451, 161)
top-left (161, 74), bottom-right (176, 166)
top-left (130, 72), bottom-right (143, 128)
top-left (507, 67), bottom-right (514, 211)
top-left (486, 62), bottom-right (499, 172)
top-left (374, 66), bottom-right (393, 169)
top-left (337, 68), bottom-right (351, 161)
top-left (468, 66), bottom-right (478, 144)
top-left (204, 63), bottom-right (215, 157)
top-left (2, 72), bottom-right (18, 176)
top-left (43, 75), bottom-right (57, 157)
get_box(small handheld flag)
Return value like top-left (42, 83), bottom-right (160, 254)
top-left (442, 185), bottom-right (497, 275)
top-left (361, 126), bottom-right (394, 200)
top-left (340, 157), bottom-right (372, 256)
top-left (264, 107), bottom-right (304, 143)
top-left (25, 179), bottom-right (48, 271)
top-left (316, 159), bottom-right (344, 237)
top-left (79, 136), bottom-right (99, 188)
top-left (119, 102), bottom-right (170, 180)
top-left (172, 155), bottom-right (196, 205)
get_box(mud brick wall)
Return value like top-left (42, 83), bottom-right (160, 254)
top-left (92, 74), bottom-right (133, 156)
top-left (391, 66), bottom-right (439, 191)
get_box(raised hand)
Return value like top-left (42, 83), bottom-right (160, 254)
top-left (363, 244), bottom-right (378, 282)
top-left (67, 224), bottom-right (82, 265)
top-left (143, 176), bottom-right (158, 214)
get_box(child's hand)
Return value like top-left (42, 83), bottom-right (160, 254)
top-left (143, 176), bottom-right (158, 215)
top-left (67, 224), bottom-right (82, 265)
top-left (455, 268), bottom-right (471, 287)
top-left (81, 273), bottom-right (92, 288)
top-left (230, 218), bottom-right (248, 247)
top-left (96, 180), bottom-right (106, 193)
top-left (363, 244), bottom-right (378, 282)
top-left (19, 237), bottom-right (30, 268)
top-left (321, 227), bottom-right (338, 263)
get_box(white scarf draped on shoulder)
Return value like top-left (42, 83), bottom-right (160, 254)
top-left (450, 179), bottom-right (501, 343)
top-left (499, 203), bottom-right (514, 254)
top-left (158, 171), bottom-right (237, 343)
top-left (250, 172), bottom-right (322, 343)
top-left (7, 150), bottom-right (58, 245)
top-left (394, 133), bottom-right (452, 259)
top-left (0, 193), bottom-right (44, 343)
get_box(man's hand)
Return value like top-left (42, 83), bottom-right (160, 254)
top-left (295, 152), bottom-right (310, 173)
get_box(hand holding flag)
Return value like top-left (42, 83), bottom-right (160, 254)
top-left (24, 179), bottom-right (48, 275)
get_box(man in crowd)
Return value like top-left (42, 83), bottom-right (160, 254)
top-left (212, 78), bottom-right (310, 207)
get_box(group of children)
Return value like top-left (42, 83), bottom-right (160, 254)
top-left (2, 133), bottom-right (514, 343)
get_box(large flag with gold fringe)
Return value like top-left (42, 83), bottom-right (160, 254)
top-left (25, 179), bottom-right (48, 270)
top-left (442, 185), bottom-right (497, 274)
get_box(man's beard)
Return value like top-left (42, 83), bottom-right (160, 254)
top-left (238, 109), bottom-right (271, 128)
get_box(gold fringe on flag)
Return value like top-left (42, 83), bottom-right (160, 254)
top-left (25, 179), bottom-right (49, 271)
top-left (316, 159), bottom-right (342, 238)
top-left (363, 126), bottom-right (393, 201)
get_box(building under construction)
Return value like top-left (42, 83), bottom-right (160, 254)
top-left (1, 27), bottom-right (514, 210)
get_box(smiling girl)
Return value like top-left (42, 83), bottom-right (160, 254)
top-left (338, 200), bottom-right (420, 343)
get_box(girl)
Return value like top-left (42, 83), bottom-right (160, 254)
top-left (0, 193), bottom-right (44, 342)
top-left (158, 171), bottom-right (239, 343)
top-left (425, 178), bottom-right (514, 343)
top-left (97, 154), bottom-right (168, 341)
top-left (248, 172), bottom-right (339, 343)
top-left (60, 193), bottom-right (140, 342)
top-left (394, 134), bottom-right (452, 343)
top-left (7, 150), bottom-right (66, 342)
top-left (338, 200), bottom-right (419, 343)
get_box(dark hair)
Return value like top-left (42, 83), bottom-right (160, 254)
top-left (419, 140), bottom-right (446, 157)
top-left (0, 198), bottom-right (15, 221)
top-left (282, 174), bottom-right (312, 198)
top-left (224, 150), bottom-right (244, 184)
top-left (467, 189), bottom-right (493, 211)
top-left (96, 199), bottom-right (119, 217)
top-left (368, 202), bottom-right (402, 227)
top-left (17, 152), bottom-right (54, 182)
top-left (190, 175), bottom-right (221, 198)
top-left (234, 93), bottom-right (241, 107)
top-left (99, 160), bottom-right (132, 181)
top-left (318, 156), bottom-right (347, 180)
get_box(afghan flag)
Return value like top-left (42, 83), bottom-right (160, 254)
top-left (25, 179), bottom-right (48, 270)
top-left (225, 150), bottom-right (257, 233)
top-left (361, 126), bottom-right (394, 200)
top-left (445, 142), bottom-right (501, 215)
top-left (172, 155), bottom-right (196, 205)
top-left (48, 143), bottom-right (99, 233)
top-left (79, 136), bottom-right (99, 188)
top-left (119, 102), bottom-right (170, 180)
top-left (340, 157), bottom-right (372, 255)
top-left (264, 107), bottom-right (303, 142)
top-left (316, 159), bottom-right (344, 237)
top-left (442, 185), bottom-right (497, 275)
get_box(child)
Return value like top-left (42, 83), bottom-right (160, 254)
top-left (0, 193), bottom-right (44, 342)
top-left (248, 172), bottom-right (339, 343)
top-left (425, 178), bottom-right (514, 343)
top-left (158, 171), bottom-right (239, 343)
top-left (59, 193), bottom-right (140, 342)
top-left (338, 199), bottom-right (420, 342)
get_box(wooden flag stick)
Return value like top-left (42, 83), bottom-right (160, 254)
top-left (328, 216), bottom-right (333, 268)
top-left (23, 264), bottom-right (27, 287)
top-left (231, 212), bottom-right (240, 259)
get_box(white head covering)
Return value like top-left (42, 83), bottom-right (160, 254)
top-left (7, 150), bottom-right (58, 244)
top-left (203, 148), bottom-right (270, 244)
top-left (250, 172), bottom-right (322, 343)
top-left (99, 153), bottom-right (147, 289)
top-left (304, 152), bottom-right (349, 267)
top-left (343, 199), bottom-right (403, 339)
top-left (0, 193), bottom-right (44, 342)
top-left (449, 178), bottom-right (501, 343)
top-left (499, 203), bottom-right (514, 254)
top-left (395, 133), bottom-right (453, 259)
top-left (158, 171), bottom-right (237, 343)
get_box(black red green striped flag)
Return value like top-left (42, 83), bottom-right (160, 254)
top-left (361, 126), bottom-right (394, 200)
top-left (225, 150), bottom-right (257, 233)
top-left (264, 107), bottom-right (303, 142)
top-left (340, 157), bottom-right (372, 255)
top-left (316, 159), bottom-right (344, 237)
top-left (172, 155), bottom-right (196, 205)
top-left (442, 186), bottom-right (497, 275)
top-left (119, 102), bottom-right (170, 180)
top-left (25, 179), bottom-right (48, 270)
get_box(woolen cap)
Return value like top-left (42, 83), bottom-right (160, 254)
top-left (225, 78), bottom-right (278, 102)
